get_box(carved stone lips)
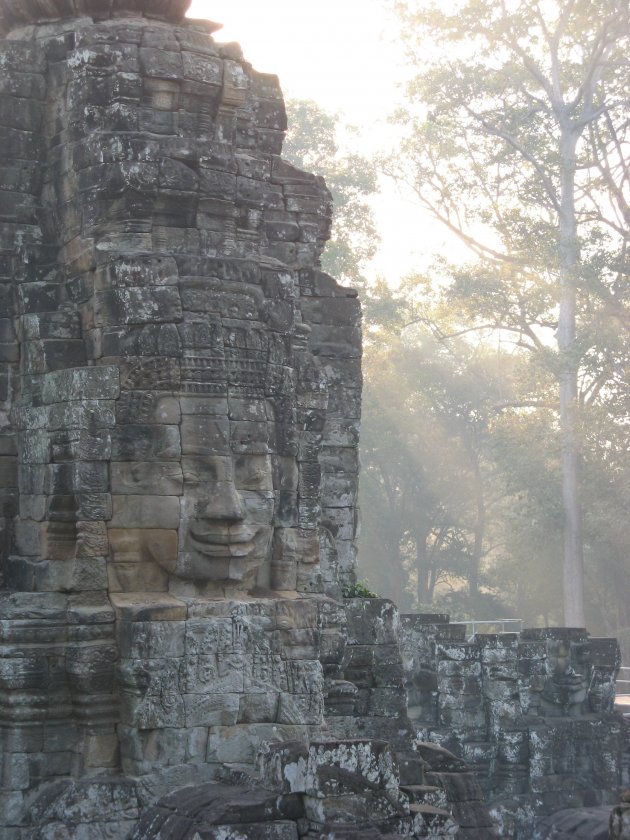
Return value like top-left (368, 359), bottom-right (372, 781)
top-left (188, 525), bottom-right (261, 557)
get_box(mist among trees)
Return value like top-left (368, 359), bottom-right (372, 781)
top-left (283, 0), bottom-right (630, 645)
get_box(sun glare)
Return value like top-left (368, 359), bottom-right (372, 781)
top-left (187, 0), bottom-right (401, 124)
top-left (186, 0), bottom-right (460, 282)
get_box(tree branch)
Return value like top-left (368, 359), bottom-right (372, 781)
top-left (464, 105), bottom-right (561, 210)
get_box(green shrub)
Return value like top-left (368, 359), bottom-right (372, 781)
top-left (342, 581), bottom-right (378, 599)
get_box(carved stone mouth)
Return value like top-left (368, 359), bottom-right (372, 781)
top-left (188, 524), bottom-right (261, 557)
top-left (189, 525), bottom-right (258, 543)
top-left (188, 536), bottom-right (257, 558)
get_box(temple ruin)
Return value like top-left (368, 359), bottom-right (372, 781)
top-left (0, 2), bottom-right (624, 838)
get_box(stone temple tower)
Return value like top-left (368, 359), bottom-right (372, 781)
top-left (0, 1), bottom-right (368, 835)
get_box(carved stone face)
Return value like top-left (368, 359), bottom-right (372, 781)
top-left (176, 451), bottom-right (275, 582)
top-left (106, 382), bottom-right (294, 591)
top-left (172, 396), bottom-right (279, 584)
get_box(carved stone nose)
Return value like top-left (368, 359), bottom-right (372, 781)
top-left (199, 482), bottom-right (244, 522)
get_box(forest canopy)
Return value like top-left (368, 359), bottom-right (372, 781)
top-left (284, 0), bottom-right (630, 645)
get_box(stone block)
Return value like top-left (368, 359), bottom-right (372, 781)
top-left (182, 52), bottom-right (223, 85)
top-left (110, 424), bottom-right (181, 462)
top-left (83, 733), bottom-right (119, 770)
top-left (0, 791), bottom-right (24, 827)
top-left (207, 724), bottom-right (309, 766)
top-left (13, 519), bottom-right (42, 555)
top-left (277, 692), bottom-right (324, 726)
top-left (184, 654), bottom-right (244, 694)
top-left (120, 686), bottom-right (185, 729)
top-left (94, 287), bottom-right (183, 326)
top-left (344, 598), bottom-right (400, 646)
top-left (110, 494), bottom-right (180, 529)
top-left (438, 687), bottom-right (484, 712)
top-left (139, 47), bottom-right (183, 79)
top-left (180, 396), bottom-right (228, 416)
top-left (589, 636), bottom-right (620, 668)
top-left (120, 724), bottom-right (208, 774)
top-left (238, 692), bottom-right (279, 723)
top-left (181, 415), bottom-right (229, 455)
top-left (50, 429), bottom-right (113, 463)
top-left (437, 642), bottom-right (481, 663)
top-left (271, 628), bottom-right (319, 660)
top-left (438, 705), bottom-right (486, 729)
top-left (107, 527), bottom-right (175, 592)
top-left (367, 687), bottom-right (408, 718)
top-left (40, 367), bottom-right (120, 404)
top-left (265, 739), bottom-right (403, 801)
top-left (117, 620), bottom-right (185, 659)
top-left (110, 593), bottom-right (187, 622)
top-left (185, 618), bottom-right (240, 656)
top-left (18, 431), bottom-right (50, 465)
top-left (303, 790), bottom-right (403, 825)
top-left (194, 823), bottom-right (299, 840)
top-left (483, 677), bottom-right (520, 703)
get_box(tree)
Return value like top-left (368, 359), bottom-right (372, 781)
top-left (283, 99), bottom-right (379, 287)
top-left (389, 0), bottom-right (630, 625)
top-left (359, 278), bottom-right (517, 614)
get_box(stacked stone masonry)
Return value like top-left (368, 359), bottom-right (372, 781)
top-left (401, 616), bottom-right (623, 838)
top-left (0, 1), bottom-right (624, 838)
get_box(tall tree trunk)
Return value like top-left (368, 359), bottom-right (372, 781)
top-left (469, 444), bottom-right (485, 601)
top-left (558, 127), bottom-right (585, 627)
top-left (415, 529), bottom-right (430, 605)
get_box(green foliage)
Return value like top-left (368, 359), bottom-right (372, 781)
top-left (283, 99), bottom-right (379, 287)
top-left (358, 262), bottom-right (630, 632)
top-left (358, 279), bottom-right (513, 613)
top-left (384, 0), bottom-right (630, 627)
top-left (342, 581), bottom-right (379, 599)
top-left (276, 9), bottom-right (630, 637)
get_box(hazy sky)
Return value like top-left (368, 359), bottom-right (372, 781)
top-left (186, 0), bottom-right (460, 282)
top-left (187, 0), bottom-right (402, 123)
